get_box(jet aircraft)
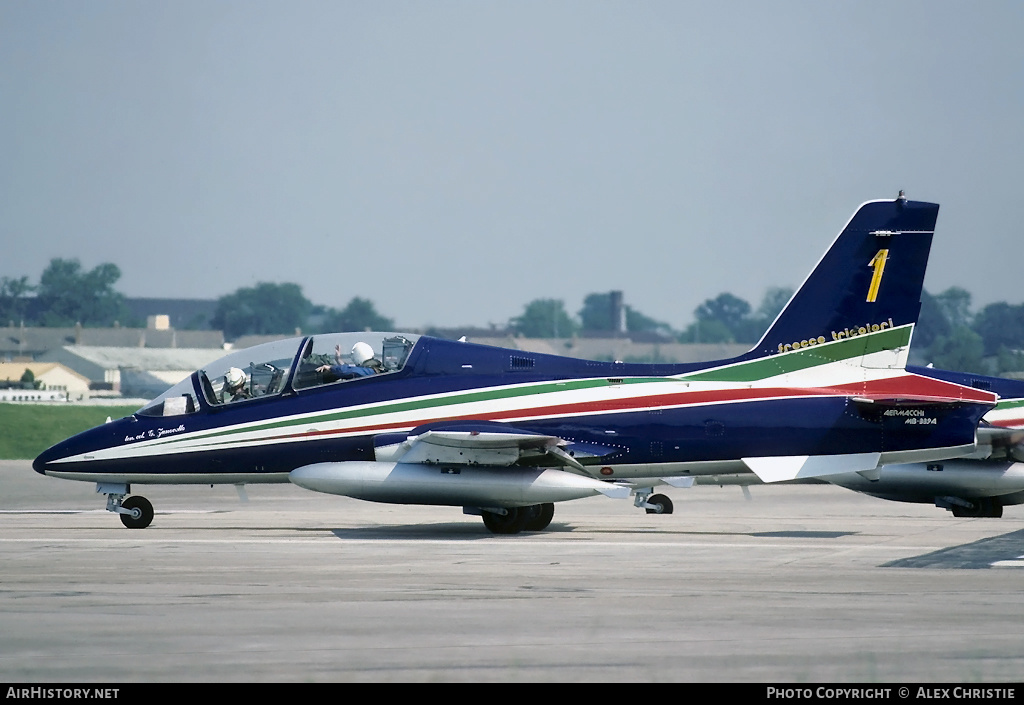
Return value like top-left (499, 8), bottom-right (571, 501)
top-left (822, 366), bottom-right (1024, 517)
top-left (33, 195), bottom-right (998, 533)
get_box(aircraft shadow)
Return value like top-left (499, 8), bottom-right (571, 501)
top-left (751, 531), bottom-right (857, 539)
top-left (318, 525), bottom-right (858, 541)
top-left (883, 528), bottom-right (1024, 569)
top-left (324, 522), bottom-right (577, 541)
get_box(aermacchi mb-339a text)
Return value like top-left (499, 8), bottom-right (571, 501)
top-left (34, 195), bottom-right (997, 533)
top-left (822, 365), bottom-right (1024, 518)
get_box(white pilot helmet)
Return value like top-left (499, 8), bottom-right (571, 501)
top-left (225, 367), bottom-right (246, 390)
top-left (351, 342), bottom-right (374, 365)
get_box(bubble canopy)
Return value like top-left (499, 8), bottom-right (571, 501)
top-left (137, 332), bottom-right (419, 417)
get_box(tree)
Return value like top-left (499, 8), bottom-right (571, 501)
top-left (972, 302), bottom-right (1024, 357)
top-left (754, 286), bottom-right (793, 324)
top-left (211, 282), bottom-right (312, 339)
top-left (741, 287), bottom-right (795, 342)
top-left (934, 287), bottom-right (973, 330)
top-left (693, 292), bottom-right (759, 343)
top-left (511, 299), bottom-right (578, 338)
top-left (625, 307), bottom-right (674, 337)
top-left (914, 289), bottom-right (953, 350)
top-left (579, 291), bottom-right (673, 337)
top-left (927, 327), bottom-right (987, 374)
top-left (695, 292), bottom-right (750, 327)
top-left (322, 297), bottom-right (395, 332)
top-left (996, 347), bottom-right (1024, 375)
top-left (579, 292), bottom-right (621, 332)
top-left (0, 276), bottom-right (34, 325)
top-left (678, 317), bottom-right (734, 343)
top-left (679, 288), bottom-right (795, 344)
top-left (35, 259), bottom-right (127, 326)
top-left (20, 368), bottom-right (39, 389)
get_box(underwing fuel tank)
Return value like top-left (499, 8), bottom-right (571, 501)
top-left (289, 462), bottom-right (629, 507)
top-left (825, 460), bottom-right (1024, 503)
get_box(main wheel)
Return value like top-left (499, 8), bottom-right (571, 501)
top-left (645, 493), bottom-right (674, 515)
top-left (481, 507), bottom-right (529, 535)
top-left (952, 498), bottom-right (1003, 518)
top-left (120, 495), bottom-right (154, 529)
top-left (523, 503), bottom-right (555, 531)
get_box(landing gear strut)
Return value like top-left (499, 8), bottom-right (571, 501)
top-left (98, 483), bottom-right (155, 529)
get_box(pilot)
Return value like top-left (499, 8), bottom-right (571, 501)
top-left (352, 342), bottom-right (384, 372)
top-left (316, 342), bottom-right (381, 381)
top-left (222, 367), bottom-right (253, 402)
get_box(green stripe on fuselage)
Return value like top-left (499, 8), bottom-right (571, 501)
top-left (151, 377), bottom-right (618, 447)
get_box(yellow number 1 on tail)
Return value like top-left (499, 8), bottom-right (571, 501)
top-left (866, 249), bottom-right (889, 302)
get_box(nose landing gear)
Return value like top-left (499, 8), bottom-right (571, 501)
top-left (98, 483), bottom-right (154, 529)
top-left (633, 487), bottom-right (674, 515)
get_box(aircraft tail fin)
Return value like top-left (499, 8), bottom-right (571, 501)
top-left (743, 194), bottom-right (938, 369)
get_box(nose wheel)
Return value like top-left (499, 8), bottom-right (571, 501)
top-left (98, 483), bottom-right (155, 529)
top-left (645, 493), bottom-right (673, 515)
top-left (634, 488), bottom-right (674, 515)
top-left (119, 496), bottom-right (154, 529)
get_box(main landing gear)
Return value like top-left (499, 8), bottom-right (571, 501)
top-left (98, 483), bottom-right (154, 529)
top-left (478, 503), bottom-right (555, 535)
top-left (476, 489), bottom-right (677, 535)
top-left (941, 496), bottom-right (1004, 518)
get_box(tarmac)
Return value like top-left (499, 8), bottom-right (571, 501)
top-left (2, 458), bottom-right (1024, 683)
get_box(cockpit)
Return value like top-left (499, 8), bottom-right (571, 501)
top-left (137, 332), bottom-right (419, 417)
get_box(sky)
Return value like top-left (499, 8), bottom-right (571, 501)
top-left (2, 1), bottom-right (1023, 331)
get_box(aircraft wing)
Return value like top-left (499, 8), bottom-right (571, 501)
top-left (373, 421), bottom-right (617, 472)
top-left (401, 429), bottom-right (584, 469)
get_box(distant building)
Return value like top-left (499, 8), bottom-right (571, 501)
top-left (36, 346), bottom-right (226, 397)
top-left (463, 336), bottom-right (747, 364)
top-left (0, 325), bottom-right (78, 361)
top-left (0, 323), bottom-right (224, 363)
top-left (0, 362), bottom-right (92, 400)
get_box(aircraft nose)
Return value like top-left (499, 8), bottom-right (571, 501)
top-left (33, 435), bottom-right (81, 476)
top-left (33, 442), bottom-right (64, 475)
top-left (33, 415), bottom-right (130, 476)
